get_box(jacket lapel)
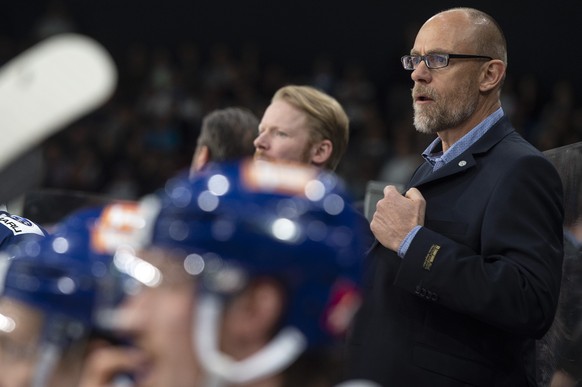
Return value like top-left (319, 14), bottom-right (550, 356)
top-left (408, 116), bottom-right (515, 188)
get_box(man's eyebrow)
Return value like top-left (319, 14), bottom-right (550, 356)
top-left (409, 49), bottom-right (448, 55)
top-left (258, 125), bottom-right (279, 132)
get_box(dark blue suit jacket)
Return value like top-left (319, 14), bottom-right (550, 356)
top-left (346, 117), bottom-right (564, 386)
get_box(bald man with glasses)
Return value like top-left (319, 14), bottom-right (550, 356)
top-left (345, 7), bottom-right (564, 387)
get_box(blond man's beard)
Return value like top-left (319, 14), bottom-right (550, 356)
top-left (253, 144), bottom-right (314, 166)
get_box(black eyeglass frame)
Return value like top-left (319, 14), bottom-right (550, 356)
top-left (401, 53), bottom-right (493, 70)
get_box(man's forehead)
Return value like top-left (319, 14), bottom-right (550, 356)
top-left (260, 100), bottom-right (308, 129)
top-left (0, 298), bottom-right (43, 332)
top-left (414, 28), bottom-right (473, 54)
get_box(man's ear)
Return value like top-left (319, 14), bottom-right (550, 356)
top-left (311, 139), bottom-right (333, 167)
top-left (479, 59), bottom-right (506, 93)
top-left (221, 279), bottom-right (285, 359)
top-left (190, 145), bottom-right (210, 177)
top-left (247, 279), bottom-right (285, 334)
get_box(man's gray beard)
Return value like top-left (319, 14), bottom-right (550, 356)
top-left (413, 105), bottom-right (439, 134)
top-left (412, 98), bottom-right (478, 135)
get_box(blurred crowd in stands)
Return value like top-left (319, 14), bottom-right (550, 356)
top-left (3, 1), bottom-right (581, 201)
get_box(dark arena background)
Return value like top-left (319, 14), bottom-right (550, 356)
top-left (2, 0), bottom-right (581, 201)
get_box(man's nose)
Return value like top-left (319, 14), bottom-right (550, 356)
top-left (254, 132), bottom-right (268, 149)
top-left (411, 60), bottom-right (432, 83)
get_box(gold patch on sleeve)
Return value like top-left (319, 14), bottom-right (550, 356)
top-left (423, 244), bottom-right (441, 270)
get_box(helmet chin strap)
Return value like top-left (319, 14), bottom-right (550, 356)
top-left (32, 341), bottom-right (62, 387)
top-left (194, 294), bottom-right (307, 387)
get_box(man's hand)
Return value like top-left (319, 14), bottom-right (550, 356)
top-left (78, 340), bottom-right (145, 387)
top-left (370, 186), bottom-right (426, 251)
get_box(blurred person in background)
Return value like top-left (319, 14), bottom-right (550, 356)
top-left (189, 106), bottom-right (258, 176)
top-left (254, 85), bottom-right (349, 171)
top-left (538, 142), bottom-right (582, 387)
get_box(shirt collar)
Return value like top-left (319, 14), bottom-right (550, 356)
top-left (422, 107), bottom-right (504, 169)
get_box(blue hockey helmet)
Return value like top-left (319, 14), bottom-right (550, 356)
top-left (0, 202), bottom-right (142, 386)
top-left (38, 202), bottom-right (144, 328)
top-left (0, 204), bottom-right (116, 330)
top-left (143, 159), bottom-right (367, 384)
top-left (0, 210), bottom-right (46, 252)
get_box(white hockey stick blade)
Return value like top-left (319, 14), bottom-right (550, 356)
top-left (0, 33), bottom-right (117, 170)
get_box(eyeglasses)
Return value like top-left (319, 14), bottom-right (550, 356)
top-left (401, 53), bottom-right (493, 70)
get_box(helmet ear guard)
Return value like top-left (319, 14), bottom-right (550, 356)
top-left (195, 293), bottom-right (308, 386)
top-left (194, 278), bottom-right (362, 386)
